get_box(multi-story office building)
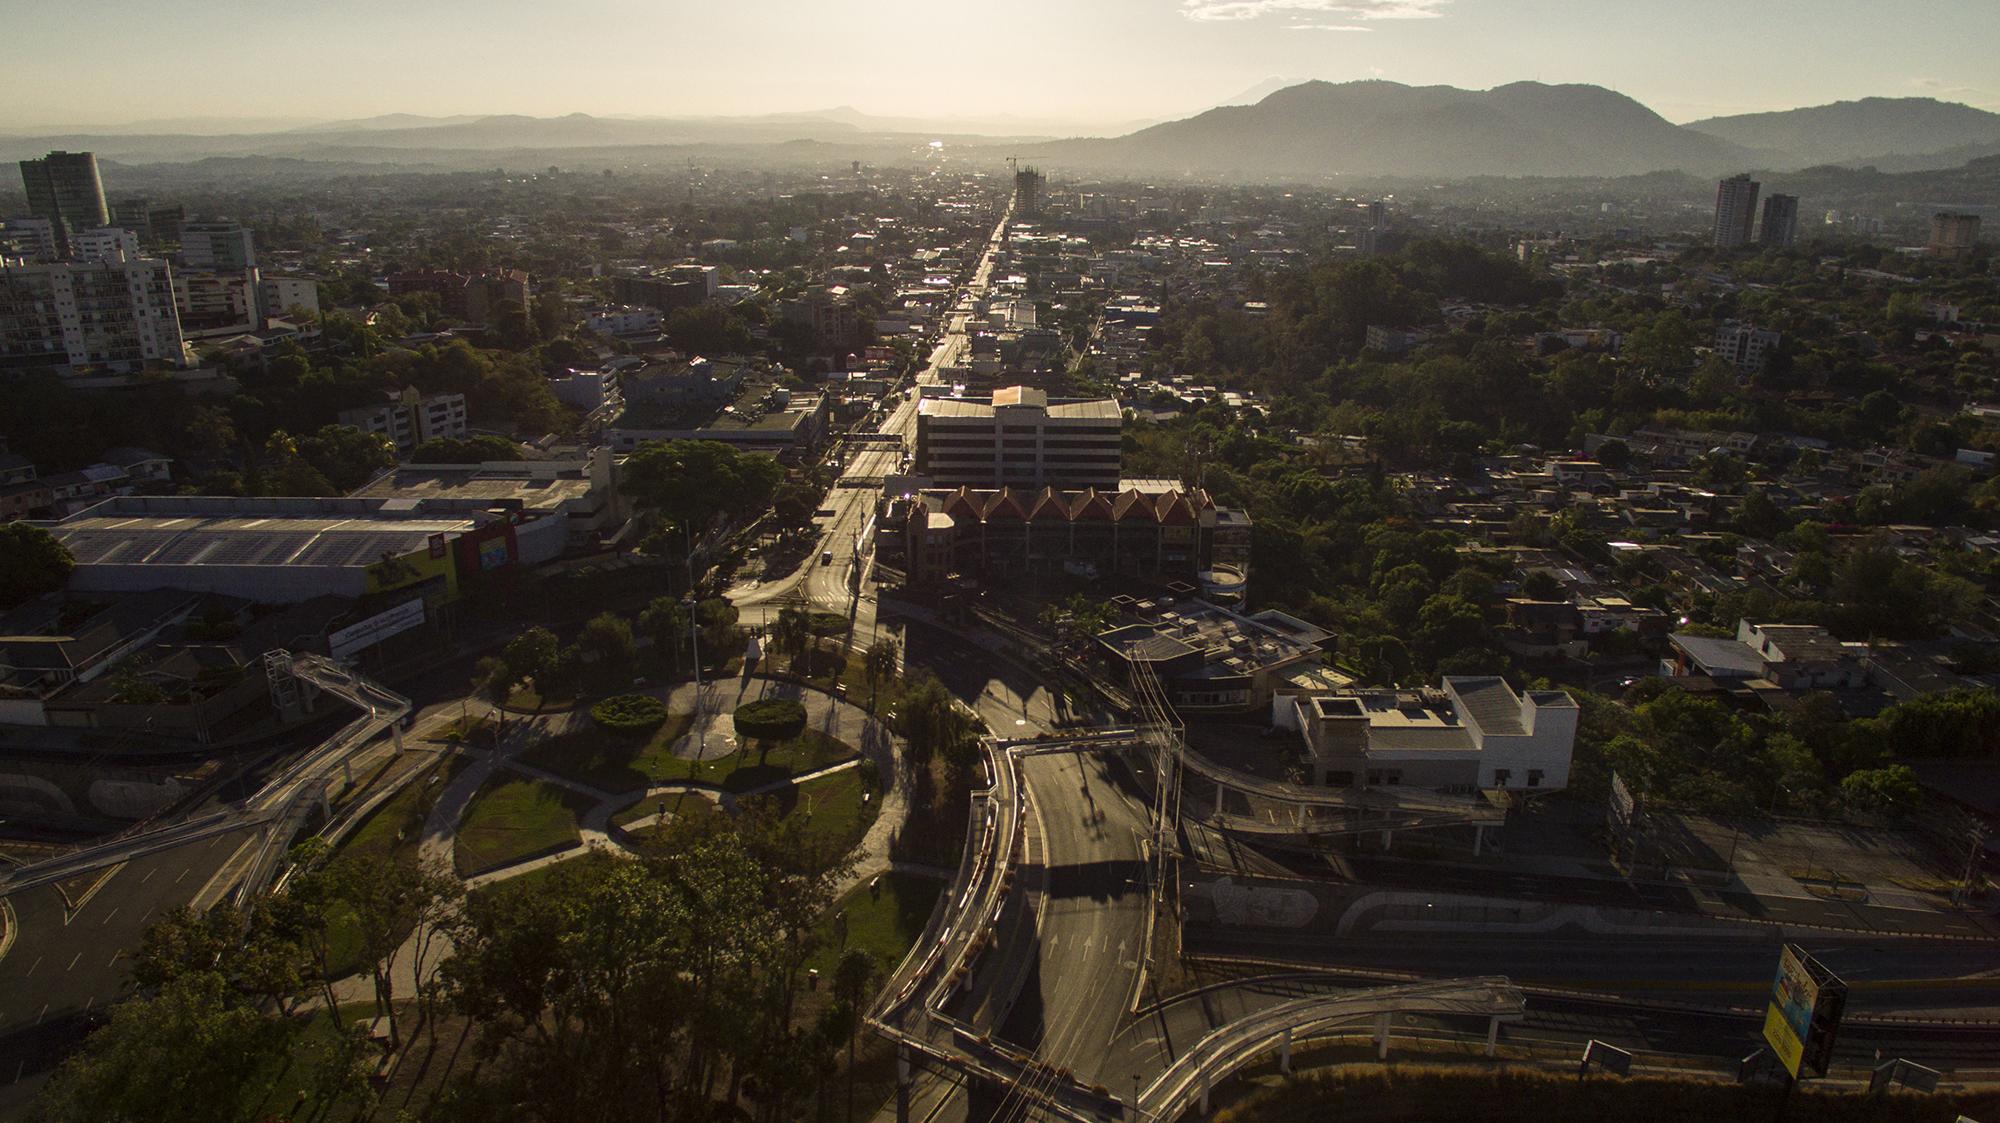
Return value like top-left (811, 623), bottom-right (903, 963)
top-left (258, 275), bottom-right (319, 321)
top-left (174, 269), bottom-right (259, 338)
top-left (111, 200), bottom-right (185, 246)
top-left (611, 263), bottom-right (716, 313)
top-left (1712, 174), bottom-right (1760, 248)
top-left (71, 227), bottom-right (142, 263)
top-left (915, 386), bottom-right (1122, 490)
top-left (0, 218), bottom-right (60, 262)
top-left (18, 151), bottom-right (109, 257)
top-left (1714, 322), bottom-right (1782, 375)
top-left (1759, 193), bottom-right (1799, 248)
top-left (337, 387), bottom-right (470, 454)
top-left (1928, 212), bottom-right (1983, 259)
top-left (178, 221), bottom-right (256, 272)
top-left (0, 256), bottom-right (186, 373)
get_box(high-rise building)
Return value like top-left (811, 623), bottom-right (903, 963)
top-left (1013, 164), bottom-right (1045, 217)
top-left (18, 151), bottom-right (109, 257)
top-left (178, 221), bottom-right (257, 272)
top-left (1713, 174), bottom-right (1760, 248)
top-left (1928, 212), bottom-right (1983, 259)
top-left (1759, 194), bottom-right (1800, 248)
top-left (0, 256), bottom-right (186, 374)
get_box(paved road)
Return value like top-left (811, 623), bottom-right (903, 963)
top-left (1183, 929), bottom-right (2000, 1020)
top-left (0, 825), bottom-right (260, 1110)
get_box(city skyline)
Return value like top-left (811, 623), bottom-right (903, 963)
top-left (5, 0), bottom-right (1999, 132)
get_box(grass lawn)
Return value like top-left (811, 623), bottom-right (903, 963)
top-left (805, 871), bottom-right (945, 979)
top-left (335, 753), bottom-right (472, 869)
top-left (453, 777), bottom-right (597, 877)
top-left (611, 788), bottom-right (724, 830)
top-left (515, 709), bottom-right (695, 792)
top-left (522, 718), bottom-right (856, 795)
top-left (744, 765), bottom-right (880, 855)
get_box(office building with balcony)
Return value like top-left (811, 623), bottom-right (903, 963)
top-left (337, 387), bottom-right (469, 454)
top-left (0, 256), bottom-right (186, 374)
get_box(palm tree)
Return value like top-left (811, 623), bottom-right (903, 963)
top-left (863, 639), bottom-right (898, 708)
top-left (773, 605), bottom-right (812, 673)
top-left (832, 948), bottom-right (877, 1122)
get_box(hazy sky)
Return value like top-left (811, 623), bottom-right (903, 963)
top-left (7, 0), bottom-right (1999, 130)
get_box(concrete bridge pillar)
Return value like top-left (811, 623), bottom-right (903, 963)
top-left (1375, 1012), bottom-right (1390, 1060)
top-left (1380, 829), bottom-right (1393, 852)
top-left (1486, 1015), bottom-right (1502, 1058)
top-left (1473, 824), bottom-right (1484, 857)
top-left (896, 1045), bottom-right (912, 1123)
top-left (1280, 1025), bottom-right (1293, 1073)
top-left (1198, 1069), bottom-right (1210, 1113)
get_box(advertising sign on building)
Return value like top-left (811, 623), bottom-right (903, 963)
top-left (328, 599), bottom-right (427, 660)
top-left (1761, 943), bottom-right (1846, 1078)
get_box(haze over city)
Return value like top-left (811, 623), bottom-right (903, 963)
top-left (5, 0), bottom-right (2000, 130)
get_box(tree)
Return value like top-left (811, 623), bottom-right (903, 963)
top-left (772, 605), bottom-right (812, 671)
top-left (864, 639), bottom-right (899, 707)
top-left (1593, 438), bottom-right (1631, 471)
top-left (33, 976), bottom-right (345, 1123)
top-left (623, 439), bottom-right (784, 535)
top-left (293, 424), bottom-right (398, 491)
top-left (1518, 569), bottom-right (1564, 601)
top-left (0, 521), bottom-right (75, 608)
top-left (734, 697), bottom-right (807, 743)
top-left (895, 673), bottom-right (970, 774)
top-left (504, 625), bottom-right (560, 697)
top-left (578, 612), bottom-right (636, 682)
top-left (832, 948), bottom-right (877, 1123)
top-left (1841, 764), bottom-right (1923, 815)
top-left (410, 434), bottom-right (524, 463)
top-left (697, 597), bottom-right (741, 666)
top-left (475, 654), bottom-right (516, 734)
top-left (638, 596), bottom-right (688, 675)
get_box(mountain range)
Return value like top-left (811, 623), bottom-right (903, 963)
top-left (4, 83), bottom-right (1998, 181)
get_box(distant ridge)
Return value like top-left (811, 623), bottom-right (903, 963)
top-left (1686, 97), bottom-right (2000, 168)
top-left (1022, 80), bottom-right (1754, 178)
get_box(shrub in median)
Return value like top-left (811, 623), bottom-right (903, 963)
top-left (591, 693), bottom-right (668, 735)
top-left (734, 698), bottom-right (807, 742)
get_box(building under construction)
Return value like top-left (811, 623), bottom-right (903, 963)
top-left (1012, 163), bottom-right (1045, 217)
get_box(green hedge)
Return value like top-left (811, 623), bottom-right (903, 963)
top-left (808, 612), bottom-right (848, 637)
top-left (591, 693), bottom-right (668, 735)
top-left (734, 698), bottom-right (807, 742)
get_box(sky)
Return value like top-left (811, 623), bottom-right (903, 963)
top-left (6, 0), bottom-right (1999, 132)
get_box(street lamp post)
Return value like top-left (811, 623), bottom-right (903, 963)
top-left (685, 524), bottom-right (705, 759)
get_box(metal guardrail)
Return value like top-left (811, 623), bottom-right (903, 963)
top-left (1138, 977), bottom-right (1525, 1121)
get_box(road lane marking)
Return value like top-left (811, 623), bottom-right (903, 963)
top-left (107, 951), bottom-right (121, 968)
top-left (67, 952), bottom-right (82, 971)
top-left (24, 956), bottom-right (41, 977)
top-left (35, 1004), bottom-right (47, 1025)
top-left (174, 868), bottom-right (190, 884)
top-left (99, 905), bottom-right (119, 926)
top-left (139, 867), bottom-right (155, 884)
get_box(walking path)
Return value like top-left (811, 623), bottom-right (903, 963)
top-left (332, 674), bottom-right (912, 1003)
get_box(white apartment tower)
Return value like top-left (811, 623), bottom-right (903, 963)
top-left (0, 256), bottom-right (186, 373)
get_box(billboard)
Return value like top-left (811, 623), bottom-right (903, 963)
top-left (328, 599), bottom-right (427, 660)
top-left (1761, 944), bottom-right (1846, 1078)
